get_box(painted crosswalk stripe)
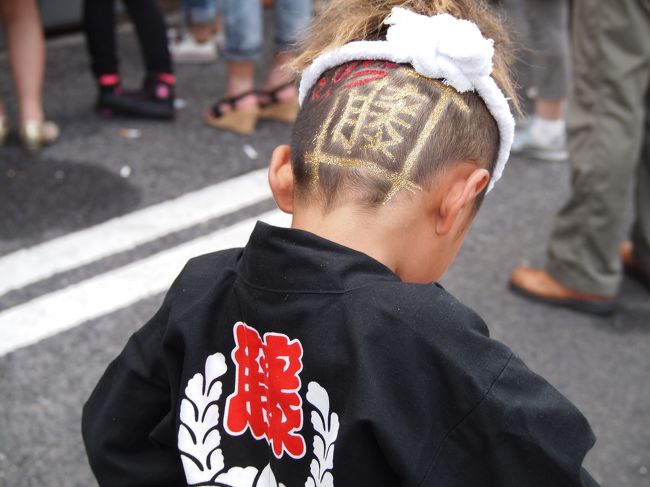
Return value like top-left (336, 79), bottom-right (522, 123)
top-left (0, 168), bottom-right (271, 297)
top-left (0, 210), bottom-right (290, 357)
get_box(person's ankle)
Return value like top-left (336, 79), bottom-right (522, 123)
top-left (189, 24), bottom-right (213, 43)
top-left (152, 72), bottom-right (176, 85)
top-left (223, 92), bottom-right (258, 111)
top-left (261, 83), bottom-right (297, 102)
top-left (98, 74), bottom-right (122, 94)
top-left (19, 102), bottom-right (44, 124)
top-left (146, 73), bottom-right (175, 101)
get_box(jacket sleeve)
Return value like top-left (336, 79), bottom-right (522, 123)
top-left (81, 289), bottom-right (186, 487)
top-left (421, 354), bottom-right (600, 487)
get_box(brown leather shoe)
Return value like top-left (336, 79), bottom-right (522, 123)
top-left (620, 242), bottom-right (650, 288)
top-left (509, 266), bottom-right (617, 316)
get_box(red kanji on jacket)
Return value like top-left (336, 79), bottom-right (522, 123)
top-left (224, 322), bottom-right (306, 459)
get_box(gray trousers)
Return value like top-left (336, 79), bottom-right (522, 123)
top-left (501, 0), bottom-right (570, 100)
top-left (546, 0), bottom-right (650, 295)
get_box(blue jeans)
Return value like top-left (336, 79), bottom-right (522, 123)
top-left (181, 0), bottom-right (219, 25)
top-left (221, 0), bottom-right (311, 61)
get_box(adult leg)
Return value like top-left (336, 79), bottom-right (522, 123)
top-left (630, 86), bottom-right (650, 272)
top-left (510, 0), bottom-right (570, 161)
top-left (0, 0), bottom-right (45, 123)
top-left (183, 0), bottom-right (219, 42)
top-left (546, 0), bottom-right (650, 296)
top-left (203, 0), bottom-right (261, 133)
top-left (263, 0), bottom-right (311, 90)
top-left (82, 0), bottom-right (118, 78)
top-left (221, 0), bottom-right (262, 96)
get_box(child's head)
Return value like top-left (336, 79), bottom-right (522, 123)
top-left (269, 0), bottom-right (517, 283)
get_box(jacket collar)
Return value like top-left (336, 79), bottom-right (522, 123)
top-left (238, 222), bottom-right (401, 293)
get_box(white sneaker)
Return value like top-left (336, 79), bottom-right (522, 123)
top-left (170, 32), bottom-right (218, 64)
top-left (511, 117), bottom-right (568, 162)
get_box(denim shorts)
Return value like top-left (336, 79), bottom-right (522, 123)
top-left (221, 0), bottom-right (312, 61)
top-left (182, 0), bottom-right (219, 26)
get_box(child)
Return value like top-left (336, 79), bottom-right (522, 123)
top-left (82, 1), bottom-right (599, 485)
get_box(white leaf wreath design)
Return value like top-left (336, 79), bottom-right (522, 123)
top-left (178, 353), bottom-right (337, 486)
top-left (178, 353), bottom-right (228, 485)
top-left (305, 382), bottom-right (339, 487)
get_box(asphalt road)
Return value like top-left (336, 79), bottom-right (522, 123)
top-left (1, 24), bottom-right (649, 487)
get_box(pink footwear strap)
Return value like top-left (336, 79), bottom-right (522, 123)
top-left (98, 74), bottom-right (121, 86)
top-left (157, 73), bottom-right (176, 85)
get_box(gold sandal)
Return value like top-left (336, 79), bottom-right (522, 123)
top-left (0, 114), bottom-right (8, 146)
top-left (20, 120), bottom-right (60, 153)
top-left (203, 91), bottom-right (259, 135)
top-left (258, 82), bottom-right (299, 124)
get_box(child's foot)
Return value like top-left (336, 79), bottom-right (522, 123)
top-left (127, 73), bottom-right (176, 120)
top-left (97, 73), bottom-right (176, 120)
top-left (95, 74), bottom-right (124, 118)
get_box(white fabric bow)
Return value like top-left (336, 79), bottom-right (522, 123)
top-left (384, 9), bottom-right (494, 93)
top-left (297, 8), bottom-right (515, 194)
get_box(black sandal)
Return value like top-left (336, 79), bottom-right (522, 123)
top-left (203, 91), bottom-right (260, 135)
top-left (258, 82), bottom-right (299, 124)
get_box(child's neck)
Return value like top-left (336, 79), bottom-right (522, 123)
top-left (291, 202), bottom-right (438, 281)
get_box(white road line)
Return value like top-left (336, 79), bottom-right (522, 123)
top-left (0, 169), bottom-right (271, 297)
top-left (0, 210), bottom-right (290, 357)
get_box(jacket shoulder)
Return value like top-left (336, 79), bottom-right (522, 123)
top-left (350, 280), bottom-right (512, 392)
top-left (167, 248), bottom-right (243, 316)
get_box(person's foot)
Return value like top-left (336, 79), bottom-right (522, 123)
top-left (19, 120), bottom-right (59, 153)
top-left (170, 31), bottom-right (218, 64)
top-left (0, 108), bottom-right (8, 146)
top-left (620, 242), bottom-right (650, 289)
top-left (511, 116), bottom-right (568, 162)
top-left (95, 74), bottom-right (126, 118)
top-left (509, 266), bottom-right (617, 315)
top-left (203, 91), bottom-right (259, 135)
top-left (97, 73), bottom-right (176, 120)
top-left (258, 82), bottom-right (297, 106)
top-left (258, 83), bottom-right (299, 124)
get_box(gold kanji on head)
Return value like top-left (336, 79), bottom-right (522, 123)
top-left (305, 72), bottom-right (470, 203)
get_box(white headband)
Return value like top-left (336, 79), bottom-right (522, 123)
top-left (298, 8), bottom-right (515, 193)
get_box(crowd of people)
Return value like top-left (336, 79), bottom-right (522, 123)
top-left (0, 0), bottom-right (311, 150)
top-left (0, 0), bottom-right (648, 311)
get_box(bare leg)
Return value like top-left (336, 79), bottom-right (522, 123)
top-left (0, 0), bottom-right (45, 123)
top-left (535, 98), bottom-right (564, 120)
top-left (189, 24), bottom-right (214, 43)
top-left (214, 60), bottom-right (258, 113)
top-left (260, 51), bottom-right (298, 102)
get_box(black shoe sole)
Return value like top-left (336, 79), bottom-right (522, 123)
top-left (97, 95), bottom-right (175, 120)
top-left (508, 281), bottom-right (618, 316)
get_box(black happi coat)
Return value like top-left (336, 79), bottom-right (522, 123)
top-left (82, 222), bottom-right (599, 487)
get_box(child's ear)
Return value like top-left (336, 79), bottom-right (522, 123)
top-left (436, 166), bottom-right (490, 236)
top-left (268, 145), bottom-right (295, 214)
